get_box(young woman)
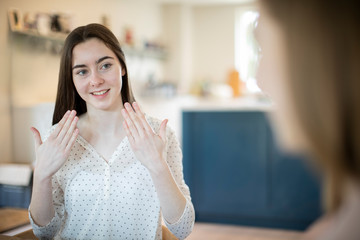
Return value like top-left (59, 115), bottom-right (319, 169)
top-left (257, 0), bottom-right (360, 239)
top-left (29, 23), bottom-right (194, 240)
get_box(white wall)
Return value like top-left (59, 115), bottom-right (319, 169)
top-left (0, 4), bottom-right (12, 163)
top-left (162, 3), bottom-right (252, 93)
top-left (192, 5), bottom-right (236, 84)
top-left (163, 4), bottom-right (193, 94)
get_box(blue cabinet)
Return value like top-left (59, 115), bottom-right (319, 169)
top-left (0, 185), bottom-right (32, 209)
top-left (182, 111), bottom-right (322, 230)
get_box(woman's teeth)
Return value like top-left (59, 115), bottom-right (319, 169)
top-left (92, 89), bottom-right (109, 96)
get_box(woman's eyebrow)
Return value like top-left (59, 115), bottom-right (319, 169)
top-left (72, 56), bottom-right (114, 70)
top-left (96, 56), bottom-right (114, 64)
top-left (72, 64), bottom-right (86, 70)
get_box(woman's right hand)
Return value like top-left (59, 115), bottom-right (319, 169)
top-left (31, 110), bottom-right (79, 181)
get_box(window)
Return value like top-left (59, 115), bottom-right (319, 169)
top-left (235, 8), bottom-right (261, 93)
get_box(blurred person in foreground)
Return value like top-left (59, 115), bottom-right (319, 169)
top-left (257, 0), bottom-right (360, 239)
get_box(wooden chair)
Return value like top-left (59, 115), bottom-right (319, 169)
top-left (14, 230), bottom-right (37, 239)
top-left (12, 226), bottom-right (178, 240)
top-left (162, 225), bottom-right (178, 240)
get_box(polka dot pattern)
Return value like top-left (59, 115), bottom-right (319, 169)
top-left (29, 116), bottom-right (195, 240)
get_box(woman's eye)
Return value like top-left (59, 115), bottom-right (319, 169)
top-left (101, 63), bottom-right (112, 70)
top-left (76, 70), bottom-right (87, 76)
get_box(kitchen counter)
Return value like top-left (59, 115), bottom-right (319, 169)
top-left (139, 94), bottom-right (273, 112)
top-left (138, 95), bottom-right (274, 140)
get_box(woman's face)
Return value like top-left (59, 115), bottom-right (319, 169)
top-left (256, 7), bottom-right (307, 152)
top-left (72, 38), bottom-right (125, 112)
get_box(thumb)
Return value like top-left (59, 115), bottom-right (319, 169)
top-left (159, 119), bottom-right (168, 141)
top-left (30, 127), bottom-right (42, 148)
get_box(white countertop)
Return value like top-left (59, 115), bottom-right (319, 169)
top-left (179, 95), bottom-right (273, 111)
top-left (138, 95), bottom-right (273, 112)
top-left (137, 95), bottom-right (274, 141)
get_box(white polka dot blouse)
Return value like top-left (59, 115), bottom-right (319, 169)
top-left (29, 115), bottom-right (195, 240)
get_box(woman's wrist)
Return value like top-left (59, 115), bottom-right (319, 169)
top-left (33, 168), bottom-right (53, 184)
top-left (147, 156), bottom-right (169, 178)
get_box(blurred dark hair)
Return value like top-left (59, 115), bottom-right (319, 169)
top-left (261, 0), bottom-right (360, 211)
top-left (53, 23), bottom-right (135, 125)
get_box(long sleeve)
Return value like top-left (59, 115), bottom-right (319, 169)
top-left (29, 173), bottom-right (65, 239)
top-left (163, 126), bottom-right (195, 239)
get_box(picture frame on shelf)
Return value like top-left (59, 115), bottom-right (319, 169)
top-left (8, 9), bottom-right (22, 31)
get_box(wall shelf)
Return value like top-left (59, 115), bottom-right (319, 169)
top-left (10, 28), bottom-right (167, 60)
top-left (12, 29), bottom-right (67, 43)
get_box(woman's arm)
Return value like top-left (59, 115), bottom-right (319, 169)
top-left (121, 102), bottom-right (188, 223)
top-left (29, 175), bottom-right (55, 226)
top-left (29, 110), bottom-right (78, 226)
top-left (148, 157), bottom-right (187, 223)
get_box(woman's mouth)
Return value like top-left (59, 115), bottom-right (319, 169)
top-left (91, 89), bottom-right (110, 96)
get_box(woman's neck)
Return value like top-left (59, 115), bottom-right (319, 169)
top-left (81, 106), bottom-right (124, 136)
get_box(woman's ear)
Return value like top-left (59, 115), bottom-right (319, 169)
top-left (122, 67), bottom-right (126, 76)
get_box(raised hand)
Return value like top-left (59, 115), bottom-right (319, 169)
top-left (121, 102), bottom-right (168, 174)
top-left (31, 110), bottom-right (79, 181)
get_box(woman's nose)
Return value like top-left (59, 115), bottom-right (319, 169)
top-left (90, 72), bottom-right (104, 86)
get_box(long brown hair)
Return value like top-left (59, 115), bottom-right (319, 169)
top-left (260, 0), bottom-right (360, 211)
top-left (53, 23), bottom-right (135, 124)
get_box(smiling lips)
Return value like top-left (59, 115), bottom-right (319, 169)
top-left (91, 89), bottom-right (110, 96)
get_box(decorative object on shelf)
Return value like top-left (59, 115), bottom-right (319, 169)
top-left (8, 9), bottom-right (75, 55)
top-left (120, 26), bottom-right (167, 60)
top-left (7, 9), bottom-right (22, 31)
top-left (9, 9), bottom-right (73, 38)
top-left (101, 14), bottom-right (111, 30)
top-left (9, 10), bottom-right (167, 59)
top-left (36, 13), bottom-right (51, 36)
top-left (123, 26), bottom-right (135, 46)
top-left (23, 11), bottom-right (36, 30)
top-left (227, 69), bottom-right (244, 97)
top-left (51, 14), bottom-right (62, 32)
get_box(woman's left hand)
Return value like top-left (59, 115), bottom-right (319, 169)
top-left (121, 102), bottom-right (168, 174)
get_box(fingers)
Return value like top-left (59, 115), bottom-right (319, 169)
top-left (122, 102), bottom-right (168, 142)
top-left (122, 102), bottom-right (155, 137)
top-left (57, 110), bottom-right (77, 143)
top-left (30, 127), bottom-right (42, 148)
top-left (132, 102), bottom-right (153, 133)
top-left (64, 128), bottom-right (79, 154)
top-left (122, 103), bottom-right (141, 138)
top-left (159, 119), bottom-right (168, 141)
top-left (123, 120), bottom-right (135, 147)
top-left (60, 114), bottom-right (79, 148)
top-left (52, 110), bottom-right (71, 137)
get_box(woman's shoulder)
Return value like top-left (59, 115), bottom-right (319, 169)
top-left (145, 114), bottom-right (162, 129)
top-left (144, 114), bottom-right (178, 141)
